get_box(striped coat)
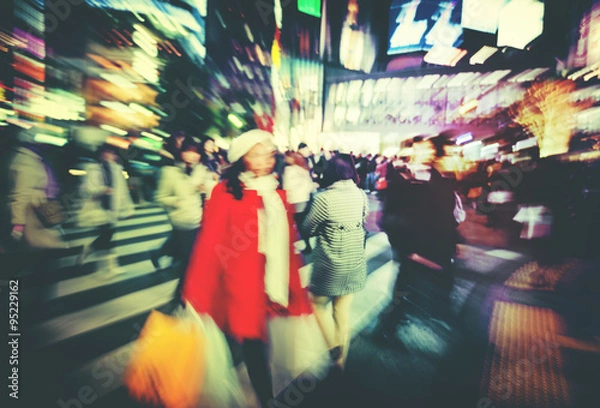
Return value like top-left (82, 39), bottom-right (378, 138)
top-left (302, 179), bottom-right (369, 297)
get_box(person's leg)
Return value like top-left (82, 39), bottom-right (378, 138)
top-left (242, 339), bottom-right (273, 408)
top-left (332, 294), bottom-right (353, 368)
top-left (172, 228), bottom-right (198, 303)
top-left (97, 225), bottom-right (121, 274)
top-left (87, 224), bottom-right (115, 251)
top-left (78, 224), bottom-right (114, 265)
top-left (150, 232), bottom-right (174, 269)
top-left (310, 294), bottom-right (335, 350)
top-left (428, 258), bottom-right (454, 324)
top-left (293, 211), bottom-right (311, 252)
top-left (378, 256), bottom-right (413, 335)
top-left (368, 173), bottom-right (376, 192)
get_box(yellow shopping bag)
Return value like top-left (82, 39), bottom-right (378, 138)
top-left (123, 310), bottom-right (206, 408)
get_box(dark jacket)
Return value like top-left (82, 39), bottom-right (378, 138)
top-left (380, 167), bottom-right (457, 267)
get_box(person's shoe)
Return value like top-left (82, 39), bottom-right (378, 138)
top-left (105, 253), bottom-right (126, 276)
top-left (150, 250), bottom-right (160, 269)
top-left (329, 346), bottom-right (342, 362)
top-left (76, 244), bottom-right (92, 266)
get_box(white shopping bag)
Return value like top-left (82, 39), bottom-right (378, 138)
top-left (268, 314), bottom-right (330, 396)
top-left (513, 205), bottom-right (553, 240)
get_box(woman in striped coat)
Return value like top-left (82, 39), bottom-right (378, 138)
top-left (302, 155), bottom-right (369, 370)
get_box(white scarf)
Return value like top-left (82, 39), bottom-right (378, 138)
top-left (239, 172), bottom-right (290, 307)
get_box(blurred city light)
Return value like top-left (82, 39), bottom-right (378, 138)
top-left (100, 124), bottom-right (129, 136)
top-left (34, 133), bottom-right (68, 146)
top-left (227, 113), bottom-right (244, 129)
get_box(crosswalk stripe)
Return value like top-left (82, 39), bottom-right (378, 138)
top-left (68, 224), bottom-right (172, 247)
top-left (50, 258), bottom-right (166, 300)
top-left (59, 341), bottom-right (137, 403)
top-left (64, 214), bottom-right (169, 236)
top-left (54, 237), bottom-right (168, 270)
top-left (28, 280), bottom-right (178, 350)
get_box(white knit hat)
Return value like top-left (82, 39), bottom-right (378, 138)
top-left (227, 129), bottom-right (274, 163)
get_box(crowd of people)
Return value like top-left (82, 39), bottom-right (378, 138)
top-left (3, 123), bottom-right (599, 407)
top-left (0, 126), bottom-right (373, 406)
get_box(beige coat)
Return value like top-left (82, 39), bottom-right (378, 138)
top-left (78, 161), bottom-right (135, 227)
top-left (8, 147), bottom-right (68, 249)
top-left (155, 165), bottom-right (203, 230)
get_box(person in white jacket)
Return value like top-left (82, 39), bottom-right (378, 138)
top-left (191, 160), bottom-right (219, 203)
top-left (153, 137), bottom-right (203, 302)
top-left (283, 151), bottom-right (318, 253)
top-left (77, 144), bottom-right (134, 275)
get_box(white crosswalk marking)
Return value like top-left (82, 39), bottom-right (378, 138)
top-left (64, 213), bottom-right (169, 235)
top-left (55, 238), bottom-right (168, 270)
top-left (51, 258), bottom-right (166, 300)
top-left (29, 280), bottom-right (178, 350)
top-left (68, 224), bottom-right (172, 247)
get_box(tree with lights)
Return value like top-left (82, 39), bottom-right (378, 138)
top-left (511, 79), bottom-right (593, 158)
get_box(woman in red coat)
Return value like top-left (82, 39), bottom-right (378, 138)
top-left (182, 129), bottom-right (313, 407)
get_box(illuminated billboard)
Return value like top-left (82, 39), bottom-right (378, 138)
top-left (461, 0), bottom-right (509, 34)
top-left (497, 0), bottom-right (544, 50)
top-left (298, 0), bottom-right (321, 18)
top-left (387, 0), bottom-right (463, 55)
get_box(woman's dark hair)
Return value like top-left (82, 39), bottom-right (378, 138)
top-left (321, 154), bottom-right (358, 188)
top-left (164, 131), bottom-right (186, 160)
top-left (180, 137), bottom-right (199, 154)
top-left (97, 144), bottom-right (120, 161)
top-left (200, 136), bottom-right (221, 171)
top-left (222, 159), bottom-right (246, 200)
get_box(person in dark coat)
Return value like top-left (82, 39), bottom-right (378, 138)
top-left (377, 134), bottom-right (458, 344)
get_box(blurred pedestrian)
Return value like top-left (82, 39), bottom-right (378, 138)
top-left (298, 142), bottom-right (316, 177)
top-left (154, 137), bottom-right (203, 302)
top-left (302, 155), bottom-right (368, 370)
top-left (378, 135), bottom-right (458, 344)
top-left (5, 129), bottom-right (76, 324)
top-left (283, 151), bottom-right (317, 253)
top-left (77, 144), bottom-right (134, 275)
top-left (6, 133), bottom-right (71, 279)
top-left (7, 137), bottom-right (69, 252)
top-left (200, 136), bottom-right (222, 175)
top-left (182, 129), bottom-right (314, 408)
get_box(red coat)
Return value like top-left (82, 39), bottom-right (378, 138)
top-left (182, 182), bottom-right (312, 342)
